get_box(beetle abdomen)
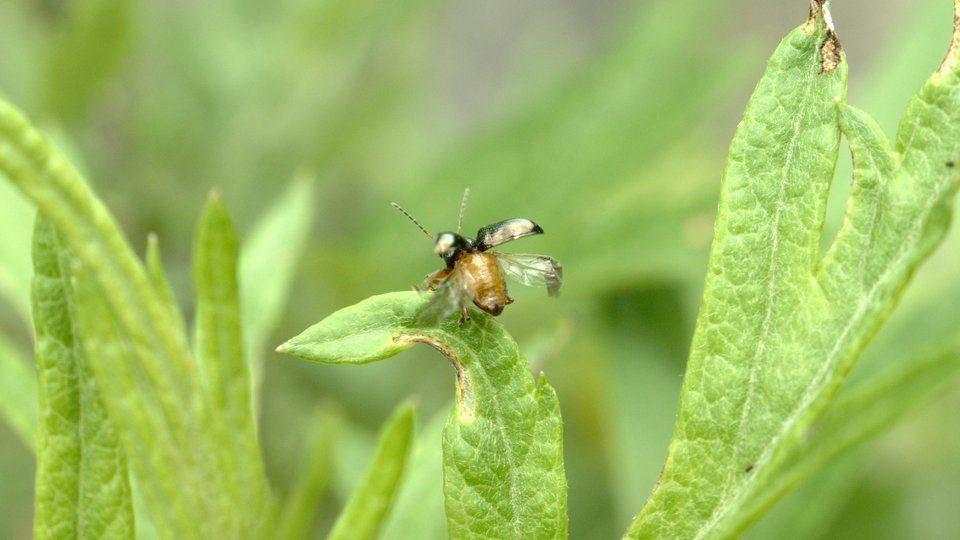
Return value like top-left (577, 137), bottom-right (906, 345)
top-left (457, 251), bottom-right (509, 315)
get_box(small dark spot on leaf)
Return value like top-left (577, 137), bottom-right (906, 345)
top-left (947, 160), bottom-right (956, 168)
top-left (744, 464), bottom-right (755, 473)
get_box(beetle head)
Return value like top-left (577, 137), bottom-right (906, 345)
top-left (434, 232), bottom-right (473, 267)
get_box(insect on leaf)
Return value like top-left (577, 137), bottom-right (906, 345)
top-left (278, 291), bottom-right (568, 539)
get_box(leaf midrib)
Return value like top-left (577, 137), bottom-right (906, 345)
top-left (695, 60), bottom-right (821, 539)
top-left (699, 143), bottom-right (953, 537)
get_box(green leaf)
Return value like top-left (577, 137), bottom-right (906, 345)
top-left (70, 260), bottom-right (195, 540)
top-left (145, 233), bottom-right (187, 338)
top-left (0, 98), bottom-right (273, 538)
top-left (278, 292), bottom-right (419, 364)
top-left (0, 99), bottom-right (197, 438)
top-left (0, 333), bottom-right (37, 450)
top-left (31, 216), bottom-right (133, 539)
top-left (279, 291), bottom-right (568, 539)
top-left (328, 401), bottom-right (416, 540)
top-left (381, 410), bottom-right (447, 540)
top-left (744, 448), bottom-right (866, 540)
top-left (2, 97), bottom-right (201, 537)
top-left (73, 248), bottom-right (269, 540)
top-left (193, 190), bottom-right (271, 518)
top-left (747, 340), bottom-right (960, 519)
top-left (629, 3), bottom-right (960, 538)
top-left (628, 9), bottom-right (845, 537)
top-left (239, 172), bottom-right (314, 405)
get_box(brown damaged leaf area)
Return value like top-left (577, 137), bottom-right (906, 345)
top-left (803, 0), bottom-right (826, 34)
top-left (803, 0), bottom-right (842, 73)
top-left (820, 31), bottom-right (842, 73)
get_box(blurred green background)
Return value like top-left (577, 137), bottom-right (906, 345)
top-left (1, 0), bottom-right (959, 538)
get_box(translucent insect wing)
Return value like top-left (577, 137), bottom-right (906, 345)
top-left (416, 267), bottom-right (469, 323)
top-left (496, 253), bottom-right (563, 297)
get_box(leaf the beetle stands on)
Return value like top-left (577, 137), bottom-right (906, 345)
top-left (279, 291), bottom-right (567, 539)
top-left (239, 172), bottom-right (315, 409)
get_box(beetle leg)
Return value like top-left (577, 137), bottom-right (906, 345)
top-left (458, 307), bottom-right (471, 326)
top-left (505, 295), bottom-right (514, 305)
top-left (419, 267), bottom-right (452, 291)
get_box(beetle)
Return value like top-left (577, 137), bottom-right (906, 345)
top-left (392, 188), bottom-right (562, 324)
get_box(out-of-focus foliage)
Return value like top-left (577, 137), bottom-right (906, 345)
top-left (1, 0), bottom-right (959, 538)
top-left (32, 217), bottom-right (134, 539)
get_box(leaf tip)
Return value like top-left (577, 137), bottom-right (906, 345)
top-left (803, 0), bottom-right (843, 73)
top-left (397, 397), bottom-right (418, 418)
top-left (803, 0), bottom-right (827, 34)
top-left (821, 1), bottom-right (836, 32)
top-left (275, 342), bottom-right (288, 353)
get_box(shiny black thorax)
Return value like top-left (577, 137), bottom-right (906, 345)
top-left (433, 218), bottom-right (544, 268)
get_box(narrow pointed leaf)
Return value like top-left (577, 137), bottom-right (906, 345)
top-left (193, 191), bottom-right (271, 518)
top-left (328, 402), bottom-right (416, 540)
top-left (145, 233), bottom-right (186, 338)
top-left (0, 98), bottom-right (198, 455)
top-left (382, 410), bottom-right (447, 540)
top-left (239, 172), bottom-right (314, 404)
top-left (0, 99), bottom-right (274, 538)
top-left (628, 8), bottom-right (846, 537)
top-left (32, 216), bottom-right (133, 539)
top-left (71, 261), bottom-right (206, 540)
top-left (2, 98), bottom-right (204, 537)
top-left (279, 291), bottom-right (568, 539)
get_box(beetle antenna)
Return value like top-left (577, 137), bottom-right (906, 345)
top-left (391, 202), bottom-right (433, 240)
top-left (457, 187), bottom-right (470, 234)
